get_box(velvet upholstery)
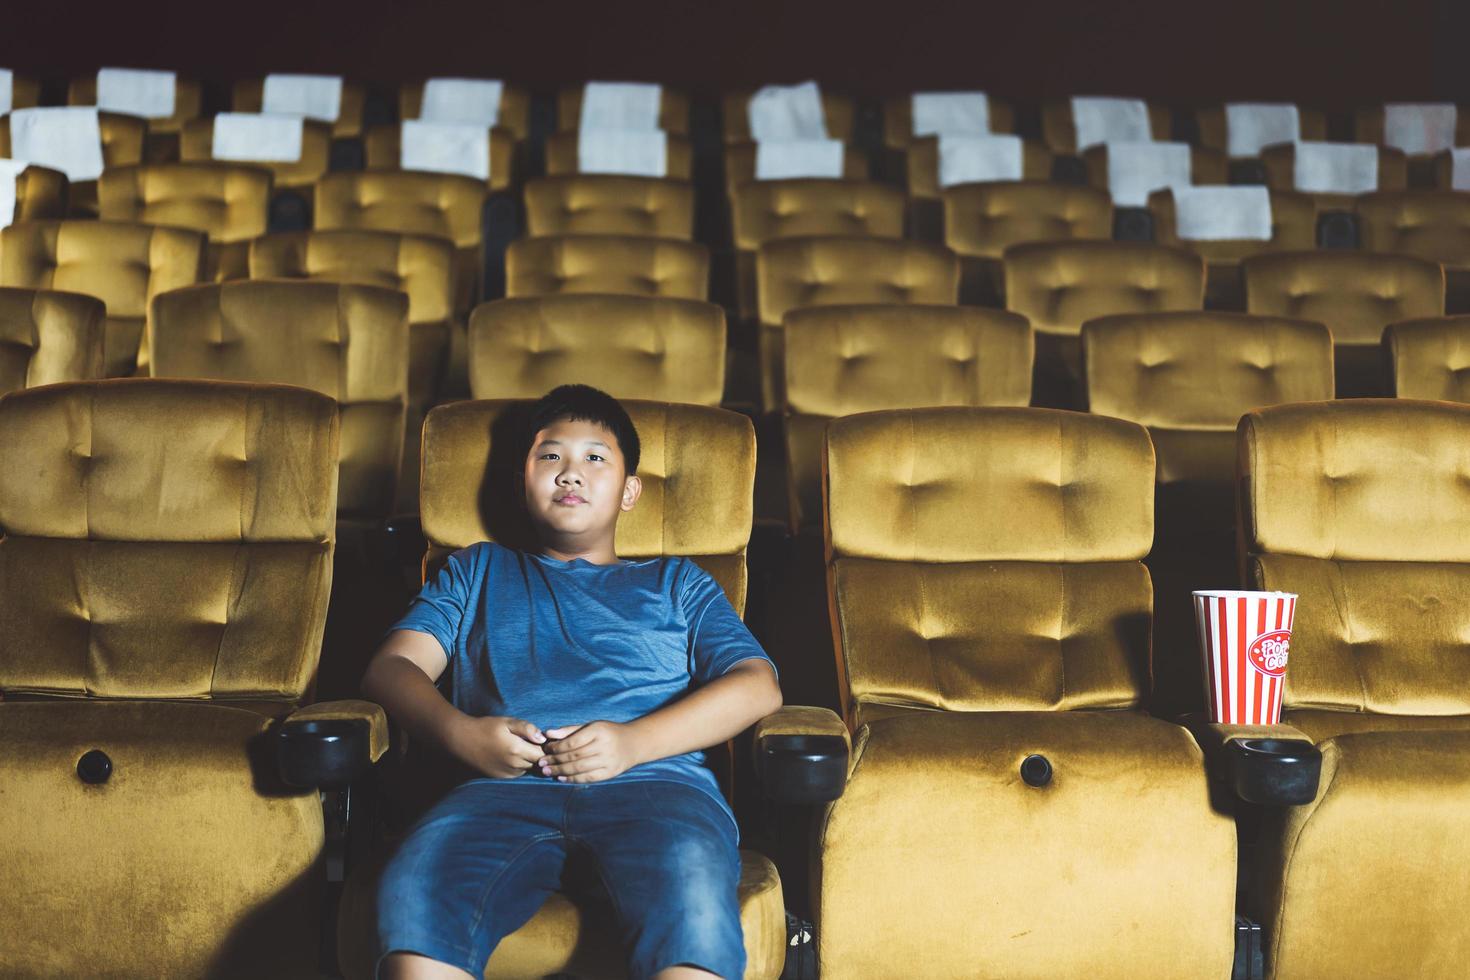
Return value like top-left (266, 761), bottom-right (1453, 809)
top-left (99, 162), bottom-right (272, 281)
top-left (757, 237), bottom-right (958, 412)
top-left (906, 136), bottom-right (1052, 200)
top-left (179, 118), bottom-right (333, 190)
top-left (557, 84), bottom-right (692, 134)
top-left (1039, 99), bottom-right (1173, 153)
top-left (232, 77), bottom-right (366, 139)
top-left (150, 280), bottom-right (409, 523)
top-left (1385, 315), bottom-right (1470, 400)
top-left (724, 141), bottom-right (869, 194)
top-left (0, 111), bottom-right (146, 218)
top-left (1357, 191), bottom-right (1470, 312)
top-left (783, 303), bottom-right (1030, 531)
top-left (399, 82), bottom-right (532, 141)
top-left (1082, 144), bottom-right (1229, 190)
top-left (546, 130), bottom-right (694, 180)
top-left (523, 175), bottom-right (695, 240)
top-left (506, 235), bottom-right (709, 301)
top-left (11, 165), bottom-right (69, 222)
top-left (1354, 105), bottom-right (1470, 155)
top-left (817, 407), bottom-right (1236, 977)
top-left (6, 73), bottom-right (42, 110)
top-left (0, 286), bottom-right (106, 394)
top-left (68, 74), bottom-right (205, 136)
top-left (882, 95), bottom-right (1016, 149)
top-left (722, 90), bottom-right (855, 144)
top-left (1195, 105), bottom-right (1329, 155)
top-left (1260, 143), bottom-right (1409, 211)
top-left (364, 123), bottom-right (517, 191)
top-left (468, 294), bottom-right (725, 405)
top-left (0, 219), bottom-right (206, 378)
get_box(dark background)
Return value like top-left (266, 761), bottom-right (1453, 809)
top-left (4, 0), bottom-right (1465, 107)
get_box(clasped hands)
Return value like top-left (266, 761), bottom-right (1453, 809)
top-left (447, 714), bottom-right (640, 783)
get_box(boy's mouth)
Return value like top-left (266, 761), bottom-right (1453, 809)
top-left (553, 493), bottom-right (587, 506)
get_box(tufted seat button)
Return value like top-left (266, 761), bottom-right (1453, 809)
top-left (1020, 754), bottom-right (1052, 787)
top-left (77, 749), bottom-right (113, 785)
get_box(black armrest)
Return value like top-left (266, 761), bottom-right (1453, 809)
top-left (1112, 207), bottom-right (1155, 242)
top-left (753, 706), bottom-right (850, 805)
top-left (329, 136), bottom-right (366, 173)
top-left (277, 701), bottom-right (388, 790)
top-left (1226, 737), bottom-right (1322, 807)
top-left (1050, 155), bottom-right (1088, 185)
top-left (1228, 159), bottom-right (1268, 185)
top-left (1317, 211), bottom-right (1359, 249)
top-left (268, 188), bottom-right (311, 232)
top-left (480, 190), bottom-right (521, 303)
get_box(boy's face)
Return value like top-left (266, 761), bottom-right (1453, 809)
top-left (523, 417), bottom-right (641, 542)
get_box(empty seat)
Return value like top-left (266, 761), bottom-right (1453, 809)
top-left (546, 129), bottom-right (693, 180)
top-left (1354, 103), bottom-right (1469, 159)
top-left (150, 280), bottom-right (409, 525)
top-left (783, 303), bottom-right (1031, 531)
top-left (1243, 249), bottom-right (1444, 396)
top-left (1041, 96), bottom-right (1172, 153)
top-left (1236, 399), bottom-right (1470, 978)
top-left (882, 91), bottom-right (1016, 151)
top-left (1004, 240), bottom-right (1205, 406)
top-left (723, 140), bottom-right (868, 193)
top-left (1261, 142), bottom-right (1408, 211)
top-left (0, 219), bottom-right (205, 377)
top-left (943, 182), bottom-right (1112, 306)
top-left (180, 116), bottom-right (333, 191)
top-left (1195, 103), bottom-right (1328, 158)
top-left (0, 109), bottom-right (146, 217)
top-left (506, 234), bottom-right (709, 300)
top-left (758, 236), bottom-right (959, 411)
top-left (1081, 142), bottom-right (1228, 202)
top-left (232, 75), bottom-right (366, 139)
top-left (558, 82), bottom-right (690, 134)
top-left (815, 406), bottom-right (1237, 977)
top-left (6, 164), bottom-right (69, 222)
top-left (1384, 314), bottom-right (1470, 399)
top-left (1357, 190), bottom-right (1470, 312)
top-left (1082, 311), bottom-right (1333, 716)
top-left (468, 294), bottom-right (725, 404)
top-left (0, 287), bottom-right (105, 394)
top-left (98, 162), bottom-right (271, 281)
top-left (399, 78), bottom-right (532, 142)
top-left (723, 88), bottom-right (855, 143)
top-left (67, 71), bottom-right (204, 139)
top-left (0, 378), bottom-right (385, 977)
top-left (906, 136), bottom-right (1053, 240)
top-left (3, 71), bottom-right (42, 111)
top-left (363, 123), bottom-right (517, 191)
top-left (523, 174), bottom-right (695, 239)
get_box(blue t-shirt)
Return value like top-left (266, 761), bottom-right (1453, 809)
top-left (392, 541), bottom-right (775, 808)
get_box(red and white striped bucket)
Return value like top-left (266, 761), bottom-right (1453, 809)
top-left (1192, 590), bottom-right (1297, 725)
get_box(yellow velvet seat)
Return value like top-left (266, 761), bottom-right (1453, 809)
top-left (67, 73), bottom-right (204, 139)
top-left (558, 84), bottom-right (691, 134)
top-left (523, 174), bottom-right (695, 240)
top-left (722, 90), bottom-right (855, 144)
top-left (1243, 249), bottom-right (1444, 397)
top-left (943, 182), bottom-right (1113, 305)
top-left (1040, 98), bottom-right (1173, 153)
top-left (0, 219), bottom-right (206, 377)
top-left (1004, 240), bottom-right (1205, 407)
top-left (546, 129), bottom-right (694, 180)
top-left (9, 164), bottom-right (69, 222)
top-left (1236, 399), bottom-right (1470, 978)
top-left (0, 377), bottom-right (386, 978)
top-left (149, 280), bottom-right (409, 525)
top-left (363, 123), bottom-right (517, 191)
top-left (1195, 105), bottom-right (1329, 157)
top-left (757, 236), bottom-right (959, 412)
top-left (1385, 314), bottom-right (1470, 399)
top-left (314, 171), bottom-right (488, 315)
top-left (1260, 143), bottom-right (1409, 212)
top-left (232, 77), bottom-right (366, 139)
top-left (5, 72), bottom-right (42, 110)
top-left (1354, 104), bottom-right (1470, 156)
top-left (723, 141), bottom-right (870, 195)
top-left (468, 294), bottom-right (725, 405)
top-left (98, 162), bottom-right (272, 281)
top-left (782, 303), bottom-right (1031, 532)
top-left (0, 286), bottom-right (106, 394)
top-left (336, 399), bottom-right (788, 980)
top-left (0, 110), bottom-right (146, 218)
top-left (905, 137), bottom-right (1053, 241)
top-left (816, 406), bottom-right (1237, 977)
top-left (399, 81), bottom-right (533, 142)
top-left (1082, 311), bottom-right (1333, 716)
top-left (179, 117), bottom-right (333, 191)
top-left (249, 229), bottom-right (457, 512)
top-left (882, 94), bottom-right (1016, 150)
top-left (506, 235), bottom-right (709, 301)
top-left (1148, 188), bottom-right (1318, 310)
top-left (1082, 143), bottom-right (1229, 192)
top-left (1357, 190), bottom-right (1470, 312)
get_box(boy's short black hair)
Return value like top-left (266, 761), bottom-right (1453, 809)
top-left (526, 384), bottom-right (641, 475)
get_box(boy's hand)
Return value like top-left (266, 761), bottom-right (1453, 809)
top-left (448, 715), bottom-right (547, 779)
top-left (538, 721), bottom-right (642, 783)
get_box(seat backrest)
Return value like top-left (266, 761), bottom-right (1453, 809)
top-left (1384, 315), bottom-right (1470, 400)
top-left (0, 378), bottom-right (338, 702)
top-left (1354, 104), bottom-right (1470, 153)
top-left (523, 175), bottom-right (694, 239)
top-left (723, 90), bottom-right (855, 143)
top-left (1004, 241), bottom-right (1204, 337)
top-left (150, 280), bottom-right (408, 522)
top-left (179, 117), bottom-right (332, 190)
top-left (1357, 191), bottom-right (1470, 270)
top-left (825, 407), bottom-right (1155, 725)
top-left (399, 81), bottom-right (532, 141)
top-left (545, 130), bottom-right (694, 181)
top-left (1239, 399), bottom-right (1470, 715)
top-left (723, 141), bottom-right (869, 193)
top-left (0, 287), bottom-right (106, 394)
top-left (943, 182), bottom-right (1112, 260)
top-left (732, 179), bottom-right (905, 251)
top-left (558, 85), bottom-right (691, 134)
top-left (362, 123), bottom-right (516, 192)
top-left (1081, 144), bottom-right (1229, 194)
top-left (315, 171), bottom-right (486, 248)
top-left (232, 77), bottom-right (365, 138)
top-left (907, 137), bottom-right (1052, 199)
top-left (1243, 250), bottom-right (1444, 346)
top-left (506, 235), bottom-right (708, 300)
top-left (420, 399), bottom-right (755, 611)
top-left (1195, 104), bottom-right (1329, 155)
top-left (468, 294), bottom-right (725, 405)
top-left (0, 220), bottom-right (206, 377)
top-left (14, 165), bottom-right (69, 222)
top-left (67, 75), bottom-right (204, 134)
top-left (882, 94), bottom-right (1017, 149)
top-left (757, 235), bottom-right (959, 328)
top-left (98, 162), bottom-right (271, 244)
top-left (1040, 99), bottom-right (1172, 153)
top-left (1149, 189), bottom-right (1317, 259)
top-left (1260, 144), bottom-right (1409, 197)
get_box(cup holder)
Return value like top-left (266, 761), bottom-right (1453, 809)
top-left (1228, 738), bottom-right (1322, 806)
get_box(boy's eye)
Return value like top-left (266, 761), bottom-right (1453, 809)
top-left (586, 453), bottom-right (605, 462)
top-left (539, 452), bottom-right (559, 461)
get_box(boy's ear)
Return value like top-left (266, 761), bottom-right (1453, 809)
top-left (620, 475), bottom-right (643, 512)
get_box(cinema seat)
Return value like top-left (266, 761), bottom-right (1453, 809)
top-left (881, 94), bottom-right (1016, 151)
top-left (816, 406), bottom-right (1237, 978)
top-left (732, 179), bottom-right (905, 322)
top-left (1004, 240), bottom-right (1205, 407)
top-left (1357, 190), bottom-right (1470, 312)
top-left (179, 117), bottom-right (333, 192)
top-left (336, 398), bottom-right (840, 980)
top-left (0, 110), bottom-right (146, 218)
top-left (545, 129), bottom-right (694, 180)
top-left (315, 171), bottom-right (488, 314)
top-left (943, 182), bottom-right (1112, 306)
top-left (722, 89), bottom-right (856, 143)
top-left (1081, 142), bottom-right (1229, 192)
top-left (1354, 104), bottom-right (1470, 161)
top-left (1235, 398), bottom-right (1470, 979)
top-left (0, 219), bottom-right (205, 377)
top-left (468, 294), bottom-right (725, 405)
top-left (1040, 98), bottom-right (1172, 153)
top-left (1149, 188), bottom-right (1318, 309)
top-left (506, 235), bottom-right (709, 300)
top-left (0, 378), bottom-right (386, 978)
top-left (782, 303), bottom-right (1031, 533)
top-left (0, 287), bottom-right (105, 394)
top-left (249, 229), bottom-right (457, 510)
top-left (757, 236), bottom-right (958, 411)
top-left (558, 83), bottom-right (691, 134)
top-left (1260, 143), bottom-right (1409, 212)
top-left (1082, 311), bottom-right (1333, 717)
top-left (99, 162), bottom-right (271, 281)
top-left (1384, 315), bottom-right (1470, 399)
top-left (1195, 104), bottom-right (1329, 157)
top-left (6, 72), bottom-right (41, 110)
top-left (723, 141), bottom-right (869, 194)
top-left (67, 73), bottom-right (204, 141)
top-left (150, 280), bottom-right (409, 525)
top-left (363, 123), bottom-right (517, 192)
top-left (1243, 249), bottom-right (1444, 396)
top-left (399, 80), bottom-right (533, 142)
top-left (8, 165), bottom-right (69, 221)
top-left (905, 137), bottom-right (1053, 242)
top-left (232, 76), bottom-right (366, 139)
top-left (523, 174), bottom-right (695, 239)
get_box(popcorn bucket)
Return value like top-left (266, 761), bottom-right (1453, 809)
top-left (1192, 590), bottom-right (1296, 725)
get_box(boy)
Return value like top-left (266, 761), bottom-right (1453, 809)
top-left (364, 384), bottom-right (782, 980)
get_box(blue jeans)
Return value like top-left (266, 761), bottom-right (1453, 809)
top-left (376, 777), bottom-right (745, 979)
